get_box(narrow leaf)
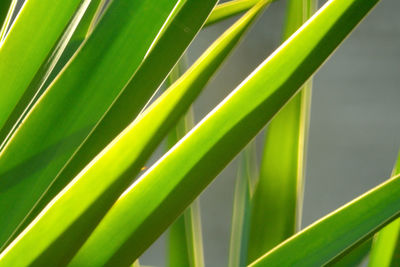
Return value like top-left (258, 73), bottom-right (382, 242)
top-left (19, 0), bottom-right (219, 235)
top-left (228, 142), bottom-right (257, 267)
top-left (167, 62), bottom-right (205, 267)
top-left (329, 239), bottom-right (372, 267)
top-left (0, 0), bottom-right (82, 132)
top-left (369, 152), bottom-right (400, 267)
top-left (249, 172), bottom-right (400, 266)
top-left (327, 154), bottom-right (400, 266)
top-left (205, 0), bottom-right (261, 26)
top-left (0, 0), bottom-right (13, 38)
top-left (0, 2), bottom-right (264, 266)
top-left (0, 0), bottom-right (110, 250)
top-left (0, 0), bottom-right (180, 251)
top-left (0, 0), bottom-right (103, 154)
top-left (66, 0), bottom-right (379, 265)
top-left (247, 0), bottom-right (316, 262)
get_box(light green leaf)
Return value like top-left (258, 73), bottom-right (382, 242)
top-left (0, 0), bottom-right (82, 132)
top-left (228, 142), bottom-right (257, 267)
top-left (0, 0), bottom-right (110, 251)
top-left (7, 0), bottom-right (218, 248)
top-left (66, 0), bottom-right (379, 265)
top-left (132, 259), bottom-right (141, 267)
top-left (0, 0), bottom-right (180, 251)
top-left (0, 0), bottom-right (104, 153)
top-left (205, 0), bottom-right (262, 26)
top-left (249, 171), bottom-right (400, 266)
top-left (247, 0), bottom-right (316, 262)
top-left (167, 61), bottom-right (205, 267)
top-left (369, 152), bottom-right (400, 267)
top-left (169, 190), bottom-right (204, 267)
top-left (0, 1), bottom-right (262, 266)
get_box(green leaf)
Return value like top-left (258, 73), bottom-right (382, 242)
top-left (249, 171), bottom-right (400, 266)
top-left (6, 0), bottom-right (218, 248)
top-left (247, 0), bottom-right (316, 262)
top-left (167, 61), bottom-right (205, 267)
top-left (228, 142), bottom-right (257, 267)
top-left (0, 0), bottom-right (104, 154)
top-left (0, 0), bottom-right (12, 38)
top-left (328, 153), bottom-right (400, 267)
top-left (329, 239), bottom-right (372, 267)
top-left (369, 152), bottom-right (400, 267)
top-left (169, 194), bottom-right (204, 267)
top-left (0, 0), bottom-right (180, 251)
top-left (0, 1), bottom-right (262, 266)
top-left (0, 0), bottom-right (110, 251)
top-left (205, 0), bottom-right (261, 26)
top-left (65, 0), bottom-right (379, 265)
top-left (72, 0), bottom-right (108, 41)
top-left (0, 0), bottom-right (82, 132)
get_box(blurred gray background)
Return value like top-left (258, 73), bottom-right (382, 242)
top-left (140, 0), bottom-right (400, 266)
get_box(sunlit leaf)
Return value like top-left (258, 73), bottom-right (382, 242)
top-left (64, 0), bottom-right (379, 265)
top-left (250, 172), bottom-right (400, 266)
top-left (0, 1), bottom-right (264, 265)
top-left (369, 151), bottom-right (400, 267)
top-left (0, 0), bottom-right (180, 252)
top-left (0, 0), bottom-right (82, 132)
top-left (247, 0), bottom-right (316, 262)
top-left (167, 61), bottom-right (204, 267)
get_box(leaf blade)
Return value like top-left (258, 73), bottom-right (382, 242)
top-left (0, 0), bottom-right (181, 252)
top-left (167, 63), bottom-right (205, 267)
top-left (205, 0), bottom-right (260, 26)
top-left (228, 143), bottom-right (257, 267)
top-left (0, 1), bottom-right (262, 265)
top-left (20, 0), bottom-right (218, 233)
top-left (368, 152), bottom-right (400, 267)
top-left (0, 0), bottom-right (82, 132)
top-left (249, 173), bottom-right (400, 266)
top-left (247, 0), bottom-right (316, 262)
top-left (66, 0), bottom-right (380, 265)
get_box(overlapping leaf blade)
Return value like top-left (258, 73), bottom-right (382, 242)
top-left (369, 152), bottom-right (400, 267)
top-left (167, 61), bottom-right (205, 267)
top-left (228, 143), bottom-right (257, 267)
top-left (64, 0), bottom-right (380, 265)
top-left (0, 0), bottom-right (12, 33)
top-left (21, 0), bottom-right (219, 234)
top-left (247, 0), bottom-right (315, 262)
top-left (0, 1), bottom-right (265, 266)
top-left (0, 0), bottom-right (180, 252)
top-left (0, 0), bottom-right (104, 153)
top-left (205, 0), bottom-right (260, 26)
top-left (249, 172), bottom-right (400, 266)
top-left (0, 0), bottom-right (82, 132)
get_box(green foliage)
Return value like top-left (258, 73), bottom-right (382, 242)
top-left (0, 0), bottom-right (394, 266)
top-left (247, 0), bottom-right (315, 261)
